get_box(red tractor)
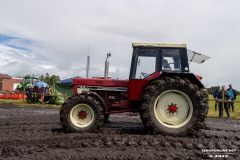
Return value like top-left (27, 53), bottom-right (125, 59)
top-left (60, 43), bottom-right (209, 136)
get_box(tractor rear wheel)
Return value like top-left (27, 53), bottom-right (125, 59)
top-left (60, 94), bottom-right (104, 132)
top-left (140, 77), bottom-right (208, 136)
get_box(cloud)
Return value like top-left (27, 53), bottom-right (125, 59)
top-left (0, 0), bottom-right (240, 90)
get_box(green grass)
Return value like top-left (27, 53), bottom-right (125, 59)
top-left (0, 99), bottom-right (61, 109)
top-left (208, 97), bottom-right (240, 120)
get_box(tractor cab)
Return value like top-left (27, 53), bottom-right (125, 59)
top-left (130, 43), bottom-right (189, 79)
top-left (129, 43), bottom-right (210, 79)
top-left (128, 42), bottom-right (210, 101)
top-left (17, 76), bottom-right (39, 91)
top-left (22, 76), bottom-right (38, 88)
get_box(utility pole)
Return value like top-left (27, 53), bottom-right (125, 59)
top-left (86, 41), bottom-right (90, 78)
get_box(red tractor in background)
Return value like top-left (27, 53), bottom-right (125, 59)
top-left (60, 42), bottom-right (210, 136)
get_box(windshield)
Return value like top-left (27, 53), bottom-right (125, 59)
top-left (23, 79), bottom-right (30, 84)
top-left (32, 78), bottom-right (38, 84)
top-left (134, 49), bottom-right (158, 79)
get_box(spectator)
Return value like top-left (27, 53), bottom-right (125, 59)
top-left (213, 86), bottom-right (220, 110)
top-left (33, 83), bottom-right (40, 103)
top-left (40, 84), bottom-right (45, 94)
top-left (39, 84), bottom-right (45, 103)
top-left (44, 85), bottom-right (52, 102)
top-left (217, 85), bottom-right (230, 118)
top-left (26, 85), bottom-right (33, 103)
top-left (227, 84), bottom-right (237, 112)
top-left (45, 85), bottom-right (52, 94)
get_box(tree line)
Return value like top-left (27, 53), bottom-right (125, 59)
top-left (22, 73), bottom-right (60, 85)
top-left (38, 73), bottom-right (60, 85)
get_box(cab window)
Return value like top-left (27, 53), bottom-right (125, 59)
top-left (162, 49), bottom-right (181, 71)
top-left (134, 49), bottom-right (158, 79)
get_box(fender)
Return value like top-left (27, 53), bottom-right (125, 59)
top-left (160, 72), bottom-right (204, 88)
top-left (82, 91), bottom-right (107, 112)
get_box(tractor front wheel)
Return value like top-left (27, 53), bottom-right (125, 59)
top-left (60, 94), bottom-right (104, 132)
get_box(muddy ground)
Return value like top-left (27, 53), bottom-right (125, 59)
top-left (0, 107), bottom-right (239, 160)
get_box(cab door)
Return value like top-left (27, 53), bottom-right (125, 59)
top-left (128, 48), bottom-right (159, 101)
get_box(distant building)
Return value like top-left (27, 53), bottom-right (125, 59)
top-left (0, 73), bottom-right (23, 91)
top-left (12, 78), bottom-right (23, 90)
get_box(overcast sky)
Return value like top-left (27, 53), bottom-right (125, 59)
top-left (0, 0), bottom-right (240, 89)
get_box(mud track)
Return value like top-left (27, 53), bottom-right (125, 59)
top-left (0, 107), bottom-right (239, 160)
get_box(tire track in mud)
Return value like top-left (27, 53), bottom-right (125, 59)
top-left (0, 107), bottom-right (239, 159)
top-left (1, 133), bottom-right (239, 159)
top-left (1, 124), bottom-right (240, 158)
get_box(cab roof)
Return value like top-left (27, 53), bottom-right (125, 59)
top-left (132, 42), bottom-right (186, 48)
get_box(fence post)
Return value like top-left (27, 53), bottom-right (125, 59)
top-left (5, 90), bottom-right (8, 100)
top-left (64, 93), bottom-right (67, 101)
top-left (23, 88), bottom-right (25, 102)
top-left (42, 93), bottom-right (44, 105)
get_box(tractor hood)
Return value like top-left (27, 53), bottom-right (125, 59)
top-left (187, 50), bottom-right (210, 64)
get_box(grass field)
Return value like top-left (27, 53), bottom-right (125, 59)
top-left (0, 99), bottom-right (60, 109)
top-left (0, 97), bottom-right (239, 119)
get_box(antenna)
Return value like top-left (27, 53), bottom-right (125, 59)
top-left (86, 41), bottom-right (90, 78)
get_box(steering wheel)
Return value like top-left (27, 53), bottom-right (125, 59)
top-left (141, 72), bottom-right (149, 78)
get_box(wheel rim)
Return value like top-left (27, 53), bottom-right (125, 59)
top-left (154, 90), bottom-right (193, 128)
top-left (70, 104), bottom-right (94, 128)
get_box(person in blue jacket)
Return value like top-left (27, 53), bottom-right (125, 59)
top-left (227, 84), bottom-right (237, 112)
top-left (213, 86), bottom-right (220, 110)
top-left (40, 84), bottom-right (45, 94)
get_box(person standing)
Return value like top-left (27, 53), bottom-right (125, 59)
top-left (40, 84), bottom-right (45, 94)
top-left (33, 83), bottom-right (40, 103)
top-left (227, 84), bottom-right (237, 112)
top-left (26, 85), bottom-right (33, 103)
top-left (217, 85), bottom-right (230, 118)
top-left (213, 86), bottom-right (220, 110)
top-left (40, 84), bottom-right (45, 103)
top-left (43, 85), bottom-right (52, 102)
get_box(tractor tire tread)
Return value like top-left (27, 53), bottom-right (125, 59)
top-left (139, 76), bottom-right (208, 136)
top-left (60, 93), bottom-right (104, 133)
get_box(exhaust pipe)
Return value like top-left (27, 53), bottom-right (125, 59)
top-left (104, 52), bottom-right (111, 79)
